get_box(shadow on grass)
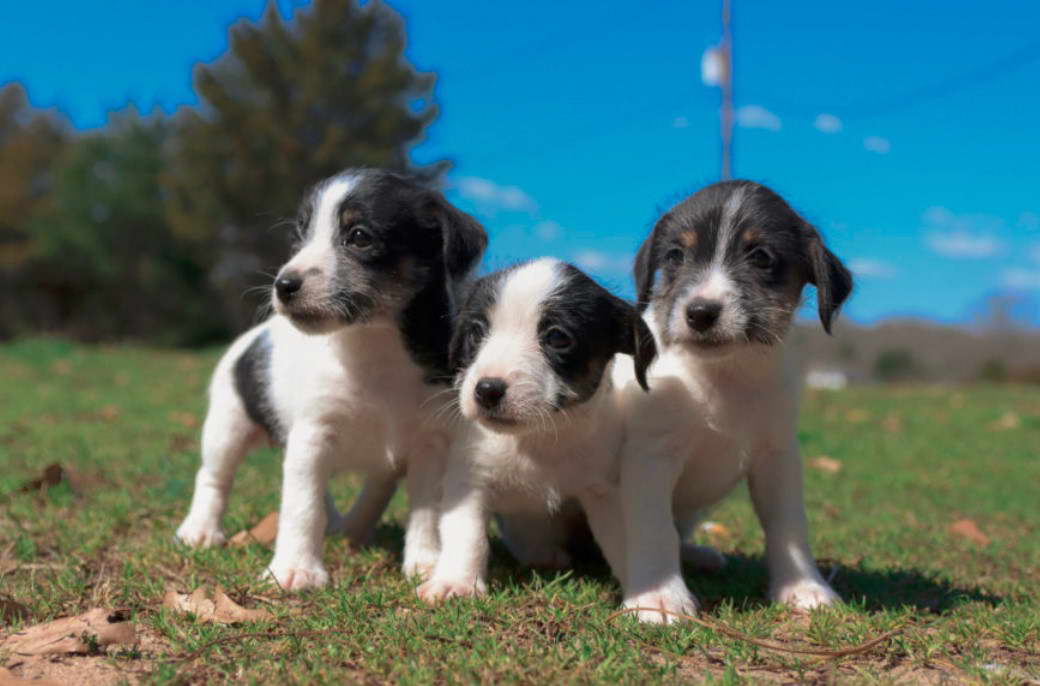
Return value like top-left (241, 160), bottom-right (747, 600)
top-left (369, 524), bottom-right (1001, 614)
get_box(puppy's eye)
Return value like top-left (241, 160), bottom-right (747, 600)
top-left (345, 226), bottom-right (373, 249)
top-left (665, 248), bottom-right (686, 267)
top-left (748, 247), bottom-right (775, 269)
top-left (543, 327), bottom-right (574, 352)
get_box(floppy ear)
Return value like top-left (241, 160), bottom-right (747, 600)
top-left (633, 220), bottom-right (662, 311)
top-left (804, 224), bottom-right (853, 334)
top-left (427, 191), bottom-right (488, 281)
top-left (612, 297), bottom-right (658, 392)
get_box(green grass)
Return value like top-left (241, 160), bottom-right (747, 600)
top-left (1, 338), bottom-right (1038, 684)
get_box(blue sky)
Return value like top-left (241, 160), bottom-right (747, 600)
top-left (4, 0), bottom-right (1039, 325)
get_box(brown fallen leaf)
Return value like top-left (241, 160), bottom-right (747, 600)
top-left (881, 413), bottom-right (903, 433)
top-left (168, 411), bottom-right (199, 429)
top-left (162, 586), bottom-right (272, 624)
top-left (1, 609), bottom-right (135, 656)
top-left (809, 456), bottom-right (843, 474)
top-left (845, 409), bottom-right (870, 424)
top-left (949, 519), bottom-right (990, 546)
top-left (1, 595), bottom-right (30, 624)
top-left (699, 521), bottom-right (731, 540)
top-left (228, 511), bottom-right (279, 548)
top-left (18, 463), bottom-right (66, 493)
top-left (988, 411), bottom-right (1020, 431)
top-left (0, 667), bottom-right (63, 686)
top-left (97, 404), bottom-right (120, 422)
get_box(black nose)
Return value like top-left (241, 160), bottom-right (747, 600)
top-left (474, 377), bottom-right (507, 409)
top-left (275, 273), bottom-right (303, 302)
top-left (686, 300), bottom-right (722, 332)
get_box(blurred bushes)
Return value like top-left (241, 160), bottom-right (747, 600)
top-left (0, 0), bottom-right (446, 345)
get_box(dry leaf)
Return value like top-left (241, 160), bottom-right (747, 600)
top-left (162, 586), bottom-right (272, 624)
top-left (228, 512), bottom-right (279, 548)
top-left (18, 464), bottom-right (67, 493)
top-left (949, 519), bottom-right (990, 546)
top-left (0, 667), bottom-right (63, 686)
top-left (50, 360), bottom-right (72, 375)
top-left (1, 609), bottom-right (135, 656)
top-left (699, 521), bottom-right (731, 540)
top-left (881, 413), bottom-right (903, 433)
top-left (988, 412), bottom-right (1020, 431)
top-left (168, 411), bottom-right (199, 429)
top-left (845, 409), bottom-right (870, 424)
top-left (1, 596), bottom-right (30, 624)
top-left (98, 404), bottom-right (120, 422)
top-left (810, 456), bottom-right (843, 474)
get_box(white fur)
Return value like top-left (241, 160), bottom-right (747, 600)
top-left (416, 260), bottom-right (631, 603)
top-left (175, 176), bottom-right (454, 589)
top-left (612, 305), bottom-right (839, 623)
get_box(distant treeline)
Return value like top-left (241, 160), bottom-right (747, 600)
top-left (0, 0), bottom-right (446, 345)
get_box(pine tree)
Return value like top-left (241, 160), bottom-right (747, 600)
top-left (163, 0), bottom-right (447, 329)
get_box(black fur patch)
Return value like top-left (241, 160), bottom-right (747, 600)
top-left (233, 330), bottom-right (283, 442)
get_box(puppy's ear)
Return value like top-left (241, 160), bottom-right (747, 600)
top-left (633, 214), bottom-right (667, 310)
top-left (426, 191), bottom-right (488, 280)
top-left (612, 297), bottom-right (658, 392)
top-left (804, 223), bottom-right (853, 334)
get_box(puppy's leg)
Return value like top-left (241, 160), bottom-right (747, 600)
top-left (401, 442), bottom-right (447, 580)
top-left (265, 422), bottom-right (336, 591)
top-left (416, 459), bottom-right (489, 602)
top-left (497, 511), bottom-right (572, 570)
top-left (326, 472), bottom-right (399, 548)
top-left (620, 453), bottom-right (699, 624)
top-left (748, 442), bottom-right (839, 610)
top-left (176, 385), bottom-right (262, 548)
top-left (579, 489), bottom-right (627, 587)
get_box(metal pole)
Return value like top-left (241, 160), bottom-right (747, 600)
top-left (720, 0), bottom-right (733, 180)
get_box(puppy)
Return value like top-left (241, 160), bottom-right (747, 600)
top-left (416, 258), bottom-right (655, 601)
top-left (616, 180), bottom-right (853, 623)
top-left (175, 168), bottom-right (487, 589)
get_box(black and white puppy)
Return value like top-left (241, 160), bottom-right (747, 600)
top-left (416, 258), bottom-right (655, 602)
top-left (175, 168), bottom-right (487, 589)
top-left (616, 180), bottom-right (853, 622)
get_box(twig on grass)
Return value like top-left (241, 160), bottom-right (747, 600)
top-left (606, 607), bottom-right (907, 659)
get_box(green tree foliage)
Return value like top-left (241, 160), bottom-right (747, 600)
top-left (874, 347), bottom-right (923, 383)
top-left (21, 110), bottom-right (226, 344)
top-left (164, 0), bottom-right (447, 329)
top-left (0, 83), bottom-right (68, 270)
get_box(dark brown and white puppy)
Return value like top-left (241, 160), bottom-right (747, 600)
top-left (176, 169), bottom-right (486, 590)
top-left (616, 180), bottom-right (852, 622)
top-left (415, 258), bottom-right (655, 602)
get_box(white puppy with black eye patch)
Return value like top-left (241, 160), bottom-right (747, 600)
top-left (616, 181), bottom-right (854, 623)
top-left (175, 168), bottom-right (487, 589)
top-left (415, 258), bottom-right (656, 602)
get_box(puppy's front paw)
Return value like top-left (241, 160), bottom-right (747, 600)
top-left (772, 578), bottom-right (839, 610)
top-left (416, 577), bottom-right (487, 604)
top-left (175, 519), bottom-right (226, 548)
top-left (401, 546), bottom-right (440, 581)
top-left (263, 559), bottom-right (330, 591)
top-left (623, 584), bottom-right (700, 624)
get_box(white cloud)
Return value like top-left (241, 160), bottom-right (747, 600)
top-left (923, 206), bottom-right (1005, 259)
top-left (863, 136), bottom-right (891, 154)
top-left (673, 116), bottom-right (689, 129)
top-left (813, 113), bottom-right (842, 134)
top-left (701, 47), bottom-right (722, 86)
top-left (572, 250), bottom-right (632, 275)
top-left (736, 105), bottom-right (781, 131)
top-left (533, 219), bottom-right (561, 241)
top-left (849, 258), bottom-right (896, 279)
top-left (454, 176), bottom-right (537, 214)
top-left (1003, 268), bottom-right (1040, 290)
